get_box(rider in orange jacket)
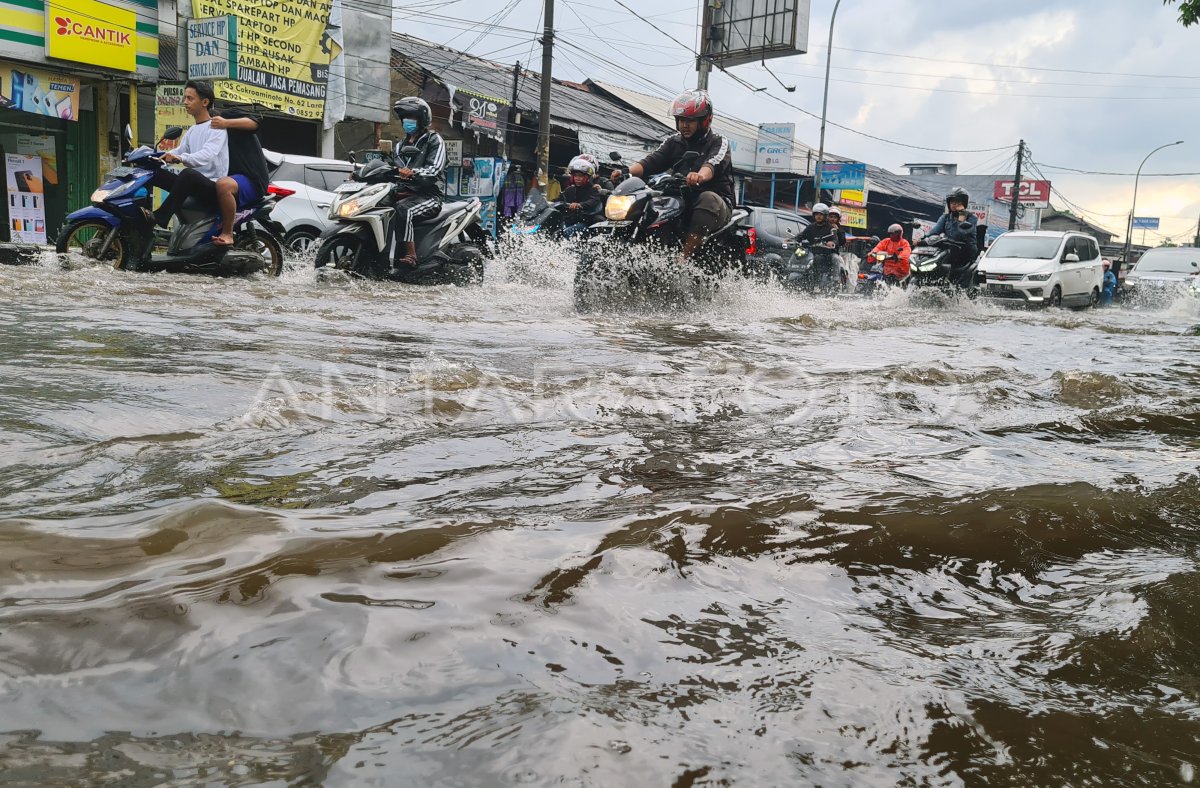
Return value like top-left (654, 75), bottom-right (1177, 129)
top-left (869, 223), bottom-right (912, 282)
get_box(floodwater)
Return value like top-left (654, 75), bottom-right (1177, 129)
top-left (1, 246), bottom-right (1199, 786)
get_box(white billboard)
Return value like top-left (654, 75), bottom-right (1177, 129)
top-left (708, 0), bottom-right (811, 69)
top-left (755, 122), bottom-right (794, 173)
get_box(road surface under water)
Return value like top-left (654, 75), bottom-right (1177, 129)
top-left (1, 246), bottom-right (1199, 785)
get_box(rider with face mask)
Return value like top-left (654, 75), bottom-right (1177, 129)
top-left (869, 223), bottom-right (912, 283)
top-left (927, 188), bottom-right (979, 271)
top-left (799, 203), bottom-right (842, 249)
top-left (615, 89), bottom-right (734, 260)
top-left (559, 156), bottom-right (605, 239)
top-left (389, 97), bottom-right (447, 272)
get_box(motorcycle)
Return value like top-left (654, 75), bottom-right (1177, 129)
top-left (574, 151), bottom-right (751, 310)
top-left (783, 233), bottom-right (847, 295)
top-left (908, 233), bottom-right (979, 292)
top-left (856, 250), bottom-right (908, 296)
top-left (56, 125), bottom-right (287, 276)
top-left (313, 144), bottom-right (490, 285)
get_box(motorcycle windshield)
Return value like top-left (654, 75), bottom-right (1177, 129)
top-left (519, 190), bottom-right (549, 221)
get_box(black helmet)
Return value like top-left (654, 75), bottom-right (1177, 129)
top-left (945, 188), bottom-right (969, 209)
top-left (393, 96), bottom-right (432, 128)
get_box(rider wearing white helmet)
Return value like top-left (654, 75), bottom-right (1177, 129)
top-left (799, 202), bottom-right (843, 250)
top-left (559, 155), bottom-right (605, 238)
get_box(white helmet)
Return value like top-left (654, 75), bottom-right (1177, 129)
top-left (812, 202), bottom-right (829, 215)
top-left (567, 156), bottom-right (595, 178)
top-left (888, 223), bottom-right (903, 234)
top-left (828, 206), bottom-right (842, 218)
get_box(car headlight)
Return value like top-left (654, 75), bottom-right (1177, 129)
top-left (605, 195), bottom-right (636, 221)
top-left (1025, 272), bottom-right (1052, 281)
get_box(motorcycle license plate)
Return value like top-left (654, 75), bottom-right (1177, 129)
top-left (335, 181), bottom-right (365, 193)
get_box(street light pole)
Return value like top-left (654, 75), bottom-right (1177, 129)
top-left (813, 0), bottom-right (841, 201)
top-left (1123, 140), bottom-right (1183, 268)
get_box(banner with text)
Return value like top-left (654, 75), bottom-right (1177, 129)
top-left (838, 204), bottom-right (867, 229)
top-left (6, 153), bottom-right (47, 243)
top-left (993, 179), bottom-right (1050, 209)
top-left (1132, 217), bottom-right (1159, 230)
top-left (819, 161), bottom-right (865, 190)
top-left (192, 0), bottom-right (341, 120)
top-left (0, 61), bottom-right (80, 121)
top-left (755, 123), bottom-right (794, 173)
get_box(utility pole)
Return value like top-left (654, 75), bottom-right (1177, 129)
top-left (507, 60), bottom-right (521, 161)
top-left (536, 0), bottom-right (554, 193)
top-left (1008, 139), bottom-right (1025, 231)
top-left (813, 0), bottom-right (842, 199)
top-left (696, 0), bottom-right (713, 90)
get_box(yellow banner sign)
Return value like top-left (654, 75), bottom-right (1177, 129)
top-left (0, 60), bottom-right (81, 121)
top-left (839, 205), bottom-right (868, 229)
top-left (45, 0), bottom-right (137, 72)
top-left (192, 0), bottom-right (339, 120)
top-left (837, 188), bottom-right (865, 207)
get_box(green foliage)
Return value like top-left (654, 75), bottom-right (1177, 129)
top-left (1165, 0), bottom-right (1200, 25)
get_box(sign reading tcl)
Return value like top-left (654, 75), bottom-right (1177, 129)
top-left (993, 179), bottom-right (1051, 209)
top-left (45, 0), bottom-right (137, 71)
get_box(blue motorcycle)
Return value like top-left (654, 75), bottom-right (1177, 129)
top-left (55, 126), bottom-right (287, 276)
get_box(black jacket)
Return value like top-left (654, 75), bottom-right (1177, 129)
top-left (217, 108), bottom-right (269, 199)
top-left (396, 129), bottom-right (447, 199)
top-left (799, 220), bottom-right (843, 250)
top-left (560, 182), bottom-right (605, 220)
top-left (637, 129), bottom-right (734, 205)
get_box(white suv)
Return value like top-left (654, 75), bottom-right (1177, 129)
top-left (977, 231), bottom-right (1104, 308)
top-left (265, 150), bottom-right (355, 254)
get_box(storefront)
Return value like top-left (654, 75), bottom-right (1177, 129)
top-left (0, 0), bottom-right (158, 242)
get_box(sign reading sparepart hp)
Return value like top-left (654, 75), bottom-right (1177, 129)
top-left (191, 0), bottom-right (342, 120)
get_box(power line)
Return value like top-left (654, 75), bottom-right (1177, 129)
top-left (1034, 163), bottom-right (1200, 177)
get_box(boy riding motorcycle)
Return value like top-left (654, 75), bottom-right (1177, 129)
top-left (926, 188), bottom-right (979, 276)
top-left (613, 89), bottom-right (733, 261)
top-left (559, 156), bottom-right (605, 239)
top-left (798, 203), bottom-right (842, 250)
top-left (389, 96), bottom-right (447, 272)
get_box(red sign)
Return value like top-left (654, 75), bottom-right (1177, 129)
top-left (993, 180), bottom-right (1051, 208)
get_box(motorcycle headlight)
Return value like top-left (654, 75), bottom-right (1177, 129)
top-left (334, 184), bottom-right (389, 218)
top-left (91, 188), bottom-right (112, 202)
top-left (1025, 272), bottom-right (1052, 281)
top-left (914, 260), bottom-right (937, 272)
top-left (605, 195), bottom-right (636, 221)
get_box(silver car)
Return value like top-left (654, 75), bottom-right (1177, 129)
top-left (1124, 247), bottom-right (1200, 297)
top-left (264, 151), bottom-right (355, 254)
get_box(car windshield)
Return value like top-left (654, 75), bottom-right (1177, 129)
top-left (1135, 251), bottom-right (1200, 273)
top-left (986, 236), bottom-right (1063, 259)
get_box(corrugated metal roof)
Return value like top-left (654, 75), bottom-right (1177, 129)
top-left (390, 34), bottom-right (673, 143)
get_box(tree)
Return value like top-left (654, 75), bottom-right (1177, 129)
top-left (1165, 0), bottom-right (1200, 25)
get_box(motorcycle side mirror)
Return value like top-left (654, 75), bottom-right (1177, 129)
top-left (348, 150), bottom-right (357, 163)
top-left (609, 151), bottom-right (622, 161)
top-left (162, 126), bottom-right (184, 141)
top-left (124, 123), bottom-right (133, 144)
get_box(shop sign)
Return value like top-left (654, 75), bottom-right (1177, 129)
top-left (755, 122), bottom-right (794, 173)
top-left (45, 0), bottom-right (137, 72)
top-left (193, 0), bottom-right (342, 120)
top-left (0, 61), bottom-right (80, 121)
top-left (6, 153), bottom-right (47, 243)
top-left (187, 16), bottom-right (238, 81)
top-left (819, 161), bottom-right (865, 190)
top-left (839, 205), bottom-right (867, 229)
top-left (837, 188), bottom-right (867, 207)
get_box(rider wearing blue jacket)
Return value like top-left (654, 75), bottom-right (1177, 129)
top-left (927, 188), bottom-right (978, 269)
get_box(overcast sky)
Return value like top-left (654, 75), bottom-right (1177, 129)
top-left (399, 0), bottom-right (1199, 244)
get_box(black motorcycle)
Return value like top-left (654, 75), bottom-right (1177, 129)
top-left (908, 233), bottom-right (979, 292)
top-left (314, 145), bottom-right (491, 285)
top-left (573, 151), bottom-right (751, 310)
top-left (782, 232), bottom-right (847, 295)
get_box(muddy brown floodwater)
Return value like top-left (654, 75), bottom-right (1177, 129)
top-left (1, 249), bottom-right (1199, 786)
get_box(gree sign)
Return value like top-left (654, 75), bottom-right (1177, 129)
top-left (755, 122), bottom-right (794, 173)
top-left (46, 0), bottom-right (137, 71)
top-left (993, 179), bottom-right (1051, 209)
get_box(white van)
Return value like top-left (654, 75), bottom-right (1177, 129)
top-left (977, 231), bottom-right (1104, 308)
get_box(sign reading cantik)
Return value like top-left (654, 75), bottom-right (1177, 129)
top-left (993, 179), bottom-right (1051, 209)
top-left (45, 0), bottom-right (137, 71)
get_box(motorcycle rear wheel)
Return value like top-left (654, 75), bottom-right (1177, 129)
top-left (56, 220), bottom-right (129, 269)
top-left (235, 231), bottom-right (285, 277)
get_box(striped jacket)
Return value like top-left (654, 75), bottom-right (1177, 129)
top-left (397, 129), bottom-right (447, 198)
top-left (637, 129), bottom-right (734, 205)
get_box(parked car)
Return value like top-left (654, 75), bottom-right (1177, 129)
top-left (264, 150), bottom-right (355, 254)
top-left (741, 206), bottom-right (809, 277)
top-left (1123, 247), bottom-right (1200, 295)
top-left (976, 231), bottom-right (1104, 308)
